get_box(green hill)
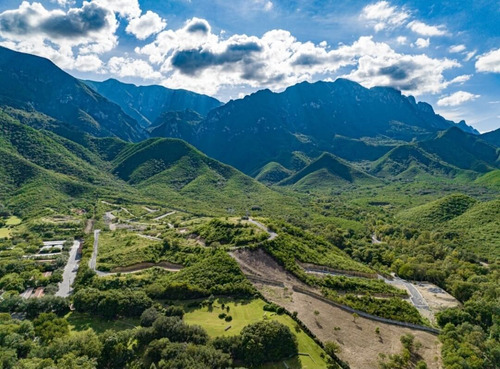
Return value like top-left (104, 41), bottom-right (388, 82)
top-left (254, 162), bottom-right (293, 185)
top-left (111, 138), bottom-right (298, 215)
top-left (279, 152), bottom-right (378, 190)
top-left (397, 193), bottom-right (478, 225)
top-left (371, 144), bottom-right (460, 179)
top-left (475, 170), bottom-right (500, 189)
top-left (418, 127), bottom-right (499, 173)
top-left (446, 199), bottom-right (500, 259)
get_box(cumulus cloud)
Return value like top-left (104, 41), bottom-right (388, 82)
top-left (396, 36), bottom-right (407, 45)
top-left (415, 38), bottom-right (429, 48)
top-left (107, 56), bottom-right (162, 80)
top-left (93, 0), bottom-right (141, 19)
top-left (437, 91), bottom-right (480, 106)
top-left (407, 20), bottom-right (447, 36)
top-left (125, 10), bottom-right (166, 40)
top-left (360, 1), bottom-right (409, 31)
top-left (449, 44), bottom-right (466, 53)
top-left (475, 48), bottom-right (500, 73)
top-left (0, 1), bottom-right (117, 69)
top-left (134, 18), bottom-right (462, 96)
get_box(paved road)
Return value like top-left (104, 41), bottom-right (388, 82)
top-left (303, 266), bottom-right (430, 311)
top-left (154, 211), bottom-right (176, 221)
top-left (89, 228), bottom-right (179, 276)
top-left (248, 218), bottom-right (278, 240)
top-left (381, 275), bottom-right (429, 310)
top-left (55, 240), bottom-right (81, 297)
top-left (89, 229), bottom-right (100, 272)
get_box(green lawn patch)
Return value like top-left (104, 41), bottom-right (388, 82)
top-left (5, 216), bottom-right (21, 226)
top-left (66, 312), bottom-right (139, 334)
top-left (0, 228), bottom-right (11, 238)
top-left (183, 298), bottom-right (328, 369)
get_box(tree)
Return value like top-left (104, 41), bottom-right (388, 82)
top-left (352, 312), bottom-right (359, 323)
top-left (237, 320), bottom-right (298, 366)
top-left (141, 307), bottom-right (161, 327)
top-left (33, 313), bottom-right (69, 343)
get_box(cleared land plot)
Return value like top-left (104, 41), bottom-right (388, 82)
top-left (183, 298), bottom-right (329, 369)
top-left (415, 282), bottom-right (460, 320)
top-left (96, 230), bottom-right (162, 270)
top-left (232, 249), bottom-right (442, 369)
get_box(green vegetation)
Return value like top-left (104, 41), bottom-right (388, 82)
top-left (184, 298), bottom-right (329, 368)
top-left (195, 218), bottom-right (268, 246)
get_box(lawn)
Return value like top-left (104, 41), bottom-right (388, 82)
top-left (66, 312), bottom-right (139, 334)
top-left (0, 228), bottom-right (11, 238)
top-left (183, 298), bottom-right (329, 369)
top-left (6, 216), bottom-right (21, 226)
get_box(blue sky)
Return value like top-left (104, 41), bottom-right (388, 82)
top-left (0, 0), bottom-right (499, 132)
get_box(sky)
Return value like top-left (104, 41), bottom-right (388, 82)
top-left (0, 0), bottom-right (499, 133)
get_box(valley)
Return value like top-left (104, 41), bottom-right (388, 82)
top-left (0, 45), bottom-right (497, 369)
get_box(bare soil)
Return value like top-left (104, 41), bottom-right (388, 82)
top-left (415, 283), bottom-right (460, 316)
top-left (231, 249), bottom-right (443, 369)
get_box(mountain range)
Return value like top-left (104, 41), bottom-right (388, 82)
top-left (0, 45), bottom-right (498, 215)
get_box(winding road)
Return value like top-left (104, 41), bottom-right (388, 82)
top-left (248, 218), bottom-right (278, 240)
top-left (89, 229), bottom-right (181, 276)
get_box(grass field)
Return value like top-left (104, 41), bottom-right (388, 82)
top-left (5, 216), bottom-right (21, 225)
top-left (183, 298), bottom-right (329, 369)
top-left (0, 228), bottom-right (11, 238)
top-left (66, 312), bottom-right (139, 334)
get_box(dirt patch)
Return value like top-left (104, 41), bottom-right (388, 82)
top-left (231, 249), bottom-right (442, 369)
top-left (84, 219), bottom-right (94, 235)
top-left (415, 283), bottom-right (460, 317)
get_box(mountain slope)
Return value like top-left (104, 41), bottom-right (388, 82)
top-left (254, 162), bottom-right (293, 185)
top-left (481, 127), bottom-right (500, 147)
top-left (84, 79), bottom-right (221, 127)
top-left (149, 110), bottom-right (203, 138)
top-left (111, 138), bottom-right (298, 214)
top-left (0, 46), bottom-right (145, 141)
top-left (418, 127), bottom-right (499, 173)
top-left (397, 194), bottom-right (478, 225)
top-left (157, 79), bottom-right (477, 173)
top-left (280, 152), bottom-right (378, 190)
top-left (371, 128), bottom-right (499, 180)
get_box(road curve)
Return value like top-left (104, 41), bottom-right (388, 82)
top-left (248, 218), bottom-right (278, 240)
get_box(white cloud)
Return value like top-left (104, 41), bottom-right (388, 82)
top-left (475, 48), bottom-right (500, 73)
top-left (437, 91), bottom-right (480, 106)
top-left (51, 0), bottom-right (75, 6)
top-left (93, 0), bottom-right (141, 19)
top-left (107, 56), bottom-right (162, 80)
top-left (126, 10), bottom-right (166, 40)
top-left (0, 1), bottom-right (117, 70)
top-left (464, 50), bottom-right (476, 62)
top-left (407, 20), bottom-right (447, 36)
top-left (448, 74), bottom-right (471, 84)
top-left (449, 44), bottom-right (466, 53)
top-left (74, 54), bottom-right (103, 72)
top-left (396, 36), bottom-right (407, 45)
top-left (343, 47), bottom-right (460, 95)
top-left (415, 38), bottom-right (429, 48)
top-left (360, 1), bottom-right (409, 31)
top-left (134, 18), bottom-right (462, 96)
